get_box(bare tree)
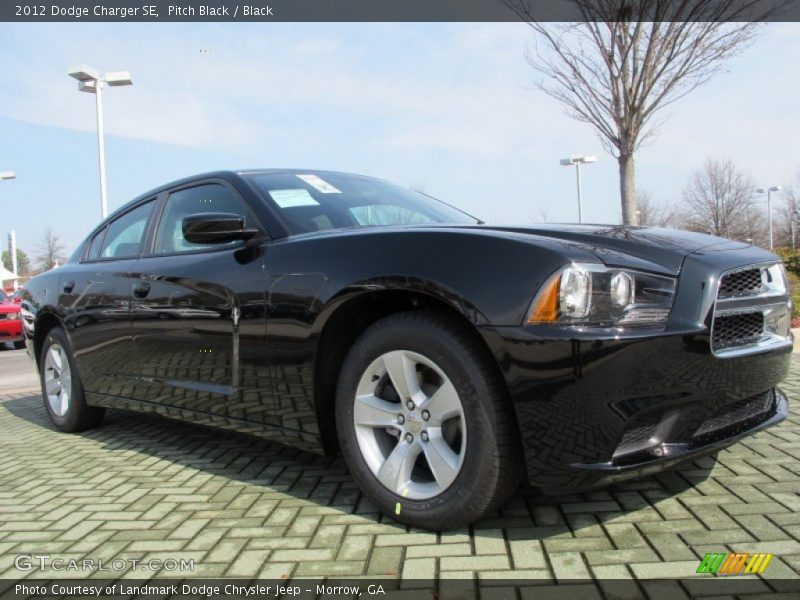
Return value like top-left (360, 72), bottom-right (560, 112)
top-left (35, 228), bottom-right (66, 271)
top-left (635, 189), bottom-right (676, 227)
top-left (504, 0), bottom-right (769, 224)
top-left (680, 158), bottom-right (767, 245)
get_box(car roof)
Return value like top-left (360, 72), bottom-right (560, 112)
top-left (106, 168), bottom-right (375, 222)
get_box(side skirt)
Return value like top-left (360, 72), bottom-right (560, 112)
top-left (85, 391), bottom-right (326, 455)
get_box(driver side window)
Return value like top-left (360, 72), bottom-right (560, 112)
top-left (154, 184), bottom-right (251, 255)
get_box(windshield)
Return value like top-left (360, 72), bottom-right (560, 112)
top-left (244, 171), bottom-right (479, 235)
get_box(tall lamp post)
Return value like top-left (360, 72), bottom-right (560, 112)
top-left (560, 155), bottom-right (597, 224)
top-left (67, 64), bottom-right (133, 219)
top-left (756, 185), bottom-right (782, 250)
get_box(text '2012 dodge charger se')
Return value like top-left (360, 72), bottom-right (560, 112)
top-left (21, 170), bottom-right (791, 530)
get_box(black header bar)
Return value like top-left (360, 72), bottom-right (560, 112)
top-left (2, 0), bottom-right (799, 23)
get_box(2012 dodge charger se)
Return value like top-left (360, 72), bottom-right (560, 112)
top-left (21, 170), bottom-right (791, 529)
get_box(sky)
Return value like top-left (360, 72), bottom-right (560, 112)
top-left (1, 21), bottom-right (799, 257)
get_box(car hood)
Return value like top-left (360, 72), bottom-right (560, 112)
top-left (466, 224), bottom-right (774, 276)
top-left (288, 223), bottom-right (777, 277)
top-left (0, 302), bottom-right (19, 314)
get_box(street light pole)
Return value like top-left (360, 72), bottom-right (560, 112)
top-left (1, 172), bottom-right (17, 291)
top-left (756, 185), bottom-right (782, 250)
top-left (560, 155), bottom-right (597, 224)
top-left (94, 78), bottom-right (108, 219)
top-left (67, 65), bottom-right (133, 220)
top-left (575, 162), bottom-right (583, 223)
top-left (8, 231), bottom-right (18, 290)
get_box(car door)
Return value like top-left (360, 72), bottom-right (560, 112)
top-left (129, 180), bottom-right (271, 421)
top-left (60, 199), bottom-right (156, 397)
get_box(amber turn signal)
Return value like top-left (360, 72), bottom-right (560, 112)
top-left (528, 273), bottom-right (561, 323)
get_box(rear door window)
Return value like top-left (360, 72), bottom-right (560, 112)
top-left (100, 200), bottom-right (155, 259)
top-left (86, 227), bottom-right (107, 260)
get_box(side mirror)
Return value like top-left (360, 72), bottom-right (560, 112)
top-left (182, 213), bottom-right (260, 245)
top-left (13, 296), bottom-right (22, 304)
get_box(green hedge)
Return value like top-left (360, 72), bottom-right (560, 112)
top-left (773, 248), bottom-right (800, 318)
top-left (774, 248), bottom-right (800, 275)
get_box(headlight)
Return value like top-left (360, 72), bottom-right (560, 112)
top-left (6, 312), bottom-right (19, 320)
top-left (527, 263), bottom-right (676, 327)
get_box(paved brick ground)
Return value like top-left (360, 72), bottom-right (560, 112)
top-left (0, 347), bottom-right (798, 592)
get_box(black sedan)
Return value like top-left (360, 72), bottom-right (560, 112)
top-left (21, 169), bottom-right (792, 530)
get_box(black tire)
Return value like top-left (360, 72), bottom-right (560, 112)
top-left (13, 339), bottom-right (25, 350)
top-left (39, 327), bottom-right (104, 432)
top-left (335, 311), bottom-right (523, 530)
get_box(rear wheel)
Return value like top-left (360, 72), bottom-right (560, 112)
top-left (40, 327), bottom-right (104, 432)
top-left (335, 311), bottom-right (522, 530)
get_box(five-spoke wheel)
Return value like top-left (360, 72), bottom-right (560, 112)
top-left (39, 327), bottom-right (104, 432)
top-left (43, 343), bottom-right (72, 417)
top-left (353, 350), bottom-right (466, 499)
top-left (336, 311), bottom-right (522, 530)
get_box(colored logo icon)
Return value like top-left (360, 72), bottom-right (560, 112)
top-left (697, 552), bottom-right (773, 574)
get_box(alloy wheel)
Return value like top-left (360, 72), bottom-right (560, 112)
top-left (353, 350), bottom-right (466, 500)
top-left (44, 343), bottom-right (72, 417)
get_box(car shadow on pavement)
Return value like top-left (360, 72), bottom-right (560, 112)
top-left (2, 392), bottom-right (716, 542)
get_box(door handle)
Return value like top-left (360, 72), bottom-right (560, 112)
top-left (132, 282), bottom-right (150, 298)
top-left (62, 280), bottom-right (75, 293)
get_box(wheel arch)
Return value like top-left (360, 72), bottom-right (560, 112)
top-left (312, 282), bottom-right (507, 455)
top-left (33, 310), bottom-right (66, 367)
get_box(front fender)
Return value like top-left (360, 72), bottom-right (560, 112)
top-left (313, 275), bottom-right (488, 335)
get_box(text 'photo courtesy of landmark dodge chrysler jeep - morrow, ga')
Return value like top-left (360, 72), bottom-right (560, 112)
top-left (19, 170), bottom-right (792, 530)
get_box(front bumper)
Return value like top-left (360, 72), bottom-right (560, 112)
top-left (0, 318), bottom-right (23, 343)
top-left (480, 327), bottom-right (792, 493)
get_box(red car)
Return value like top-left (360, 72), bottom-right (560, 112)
top-left (0, 290), bottom-right (25, 349)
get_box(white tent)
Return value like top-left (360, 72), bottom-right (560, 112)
top-left (0, 265), bottom-right (19, 285)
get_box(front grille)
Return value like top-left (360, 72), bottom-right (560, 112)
top-left (711, 311), bottom-right (764, 351)
top-left (0, 314), bottom-right (7, 321)
top-left (718, 268), bottom-right (764, 298)
top-left (695, 391), bottom-right (774, 437)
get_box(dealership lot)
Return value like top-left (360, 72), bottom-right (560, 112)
top-left (0, 346), bottom-right (799, 593)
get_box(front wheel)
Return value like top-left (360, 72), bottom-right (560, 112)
top-left (336, 311), bottom-right (522, 530)
top-left (13, 339), bottom-right (25, 350)
top-left (40, 327), bottom-right (104, 432)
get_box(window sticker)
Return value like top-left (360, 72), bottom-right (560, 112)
top-left (269, 189), bottom-right (320, 208)
top-left (296, 174), bottom-right (342, 194)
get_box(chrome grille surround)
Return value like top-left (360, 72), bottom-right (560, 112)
top-left (711, 262), bottom-right (792, 358)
